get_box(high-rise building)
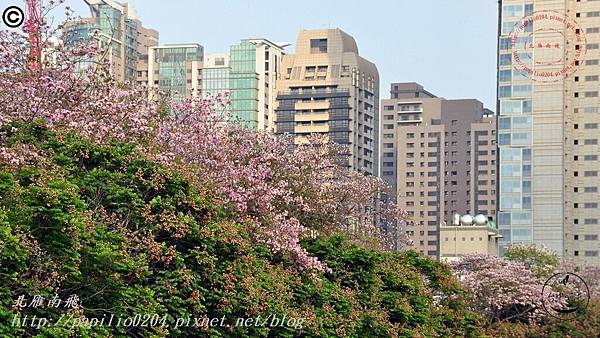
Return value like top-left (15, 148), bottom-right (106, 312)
top-left (147, 44), bottom-right (204, 102)
top-left (63, 0), bottom-right (158, 83)
top-left (498, 1), bottom-right (600, 266)
top-left (229, 39), bottom-right (286, 131)
top-left (201, 54), bottom-right (230, 99)
top-left (274, 29), bottom-right (379, 176)
top-left (381, 83), bottom-right (496, 258)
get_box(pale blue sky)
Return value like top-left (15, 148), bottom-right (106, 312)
top-left (60, 0), bottom-right (498, 109)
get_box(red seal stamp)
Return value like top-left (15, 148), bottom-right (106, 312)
top-left (510, 10), bottom-right (586, 82)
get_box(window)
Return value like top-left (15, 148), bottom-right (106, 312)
top-left (513, 85), bottom-right (532, 97)
top-left (585, 123), bottom-right (599, 129)
top-left (499, 86), bottom-right (511, 98)
top-left (499, 117), bottom-right (511, 130)
top-left (524, 4), bottom-right (534, 15)
top-left (499, 69), bottom-right (512, 82)
top-left (498, 134), bottom-right (511, 146)
top-left (503, 5), bottom-right (523, 17)
top-left (499, 38), bottom-right (512, 50)
top-left (587, 27), bottom-right (600, 34)
top-left (502, 21), bottom-right (519, 34)
top-left (585, 235), bottom-right (599, 241)
top-left (310, 39), bottom-right (328, 53)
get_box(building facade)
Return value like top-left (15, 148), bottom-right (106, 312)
top-left (201, 54), bottom-right (230, 99)
top-left (274, 29), bottom-right (379, 176)
top-left (440, 220), bottom-right (501, 262)
top-left (147, 44), bottom-right (204, 102)
top-left (229, 39), bottom-right (286, 131)
top-left (381, 83), bottom-right (496, 258)
top-left (63, 0), bottom-right (158, 83)
top-left (498, 1), bottom-right (600, 266)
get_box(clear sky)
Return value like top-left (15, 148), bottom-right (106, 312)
top-left (61, 0), bottom-right (499, 109)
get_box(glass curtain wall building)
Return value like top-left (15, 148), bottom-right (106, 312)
top-left (498, 0), bottom-right (600, 266)
top-left (230, 41), bottom-right (259, 127)
top-left (497, 1), bottom-right (553, 256)
top-left (228, 39), bottom-right (286, 131)
top-left (148, 44), bottom-right (204, 103)
top-left (63, 0), bottom-right (158, 83)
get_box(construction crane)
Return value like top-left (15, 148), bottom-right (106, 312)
top-left (26, 0), bottom-right (42, 71)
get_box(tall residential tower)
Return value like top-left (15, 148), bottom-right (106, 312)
top-left (274, 29), bottom-right (379, 176)
top-left (498, 0), bottom-right (600, 266)
top-left (63, 0), bottom-right (158, 83)
top-left (381, 83), bottom-right (497, 258)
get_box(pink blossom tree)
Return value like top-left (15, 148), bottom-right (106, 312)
top-left (450, 254), bottom-right (564, 324)
top-left (0, 6), bottom-right (408, 272)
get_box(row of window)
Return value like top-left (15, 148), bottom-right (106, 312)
top-left (573, 251), bottom-right (599, 257)
top-left (444, 237), bottom-right (487, 242)
top-left (573, 171), bottom-right (599, 177)
top-left (574, 92), bottom-right (599, 98)
top-left (573, 203), bottom-right (599, 208)
top-left (574, 139), bottom-right (599, 145)
top-left (574, 219), bottom-right (600, 225)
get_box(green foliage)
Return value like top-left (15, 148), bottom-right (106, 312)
top-left (0, 125), bottom-right (484, 337)
top-left (504, 245), bottom-right (560, 278)
top-left (488, 300), bottom-right (600, 337)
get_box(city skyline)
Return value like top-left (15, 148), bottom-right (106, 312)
top-left (52, 0), bottom-right (600, 267)
top-left (60, 0), bottom-right (498, 109)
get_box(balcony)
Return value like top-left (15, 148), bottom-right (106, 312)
top-left (398, 117), bottom-right (424, 124)
top-left (295, 100), bottom-right (330, 111)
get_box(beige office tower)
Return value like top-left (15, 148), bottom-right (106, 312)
top-left (274, 29), bottom-right (379, 176)
top-left (381, 83), bottom-right (497, 258)
top-left (63, 0), bottom-right (158, 84)
top-left (136, 26), bottom-right (160, 87)
top-left (498, 1), bottom-right (600, 266)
